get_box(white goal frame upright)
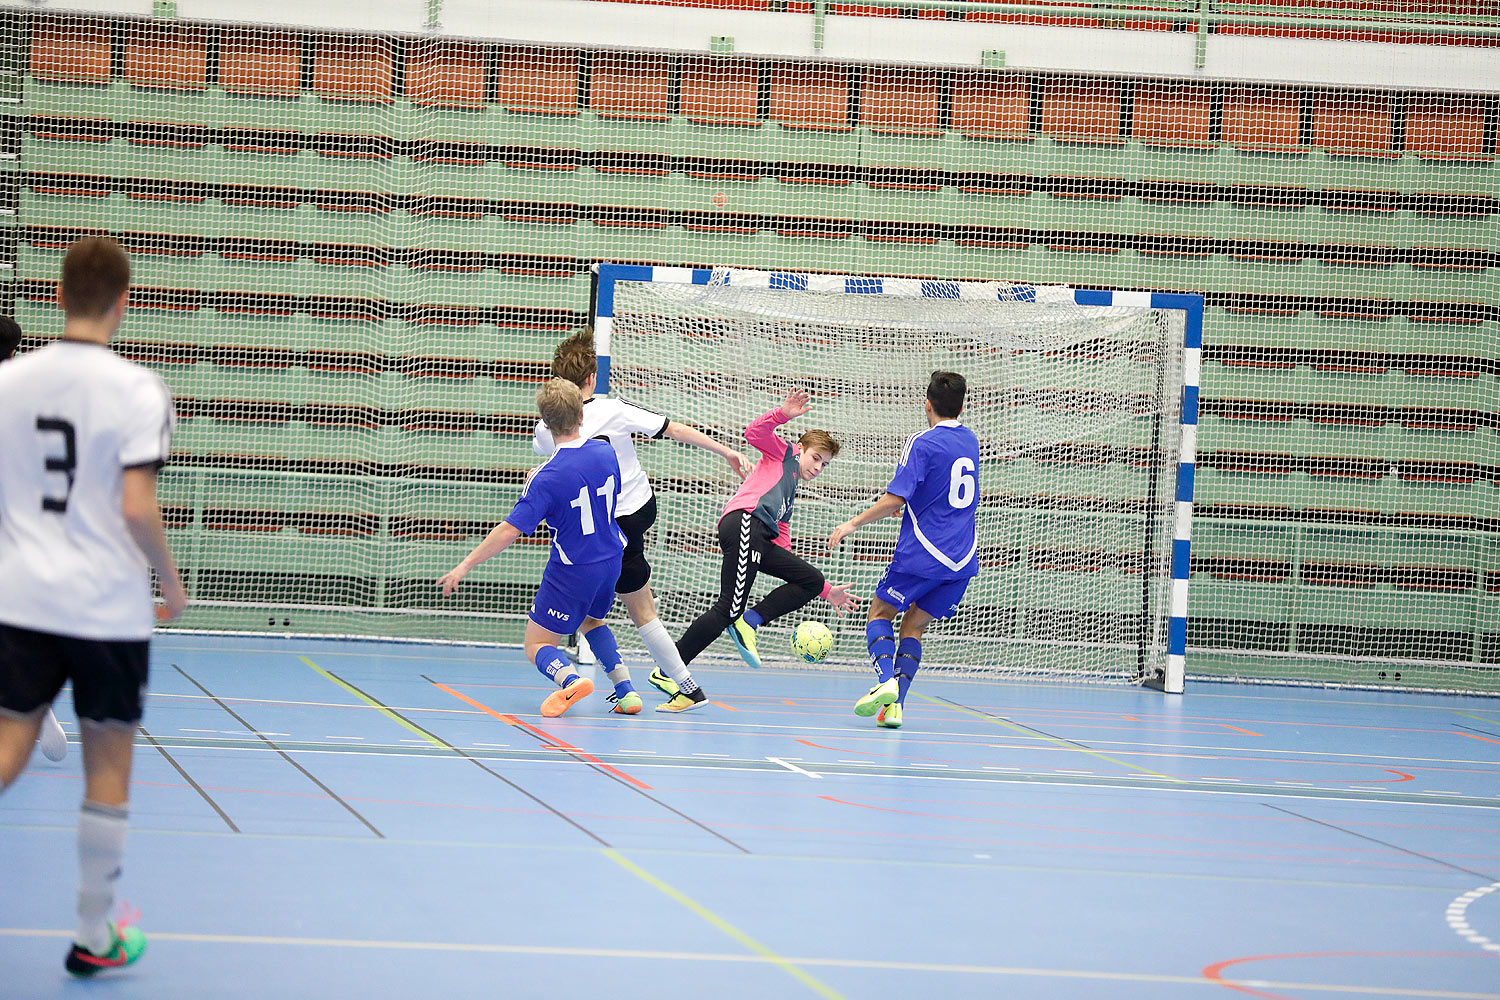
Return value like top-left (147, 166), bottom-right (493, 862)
top-left (591, 263), bottom-right (1203, 694)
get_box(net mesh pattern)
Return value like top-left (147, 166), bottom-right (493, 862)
top-left (0, 8), bottom-right (1494, 688)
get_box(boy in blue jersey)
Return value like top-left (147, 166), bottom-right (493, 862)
top-left (828, 372), bottom-right (979, 729)
top-left (438, 378), bottom-right (633, 718)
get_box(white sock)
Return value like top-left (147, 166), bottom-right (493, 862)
top-left (639, 619), bottom-right (698, 694)
top-left (76, 800), bottom-right (128, 954)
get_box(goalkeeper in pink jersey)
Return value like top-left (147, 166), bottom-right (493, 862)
top-left (676, 389), bottom-right (860, 669)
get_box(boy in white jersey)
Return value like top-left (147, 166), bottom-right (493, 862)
top-left (829, 372), bottom-right (979, 729)
top-left (534, 330), bottom-right (752, 713)
top-left (0, 316), bottom-right (69, 764)
top-left (0, 238), bottom-right (188, 976)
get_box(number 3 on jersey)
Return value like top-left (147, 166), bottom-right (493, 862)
top-left (569, 475), bottom-right (616, 534)
top-left (947, 457), bottom-right (976, 509)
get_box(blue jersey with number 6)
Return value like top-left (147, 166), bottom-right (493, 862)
top-left (505, 438), bottom-right (625, 567)
top-left (886, 420), bottom-right (981, 581)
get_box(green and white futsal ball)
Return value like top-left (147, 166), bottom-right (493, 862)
top-left (791, 621), bottom-right (834, 663)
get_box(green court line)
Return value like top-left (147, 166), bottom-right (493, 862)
top-left (299, 655), bottom-right (449, 750)
top-left (603, 849), bottom-right (850, 1000)
top-left (913, 692), bottom-right (1185, 782)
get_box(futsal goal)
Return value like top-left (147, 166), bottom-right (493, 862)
top-left (593, 264), bottom-right (1202, 693)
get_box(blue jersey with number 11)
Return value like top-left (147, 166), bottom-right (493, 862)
top-left (887, 420), bottom-right (981, 581)
top-left (505, 438), bottom-right (625, 566)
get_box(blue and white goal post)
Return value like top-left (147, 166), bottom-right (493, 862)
top-left (590, 263), bottom-right (1202, 694)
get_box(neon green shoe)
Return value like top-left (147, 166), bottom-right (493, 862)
top-left (648, 667), bottom-right (680, 698)
top-left (66, 921), bottom-right (147, 977)
top-left (607, 691), bottom-right (643, 715)
top-left (876, 703), bottom-right (903, 729)
top-left (854, 678), bottom-right (899, 717)
top-left (726, 617), bottom-right (761, 669)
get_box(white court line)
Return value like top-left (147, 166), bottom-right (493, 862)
top-left (767, 757), bottom-right (822, 779)
top-left (0, 929), bottom-right (1495, 997)
top-left (1446, 881), bottom-right (1500, 954)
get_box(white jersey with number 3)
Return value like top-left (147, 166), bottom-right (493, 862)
top-left (0, 340), bottom-right (175, 640)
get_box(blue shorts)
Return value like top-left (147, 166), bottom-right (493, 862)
top-left (875, 568), bottom-right (970, 620)
top-left (529, 556), bottom-right (621, 633)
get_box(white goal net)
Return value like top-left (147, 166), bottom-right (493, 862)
top-left (599, 268), bottom-right (1193, 687)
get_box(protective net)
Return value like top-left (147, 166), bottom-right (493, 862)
top-left (1, 5), bottom-right (1494, 688)
top-left (604, 276), bottom-right (1186, 681)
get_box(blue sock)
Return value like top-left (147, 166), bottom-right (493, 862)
top-left (743, 609), bottom-right (763, 629)
top-left (535, 645), bottom-right (571, 683)
top-left (586, 626), bottom-right (635, 697)
top-left (866, 619), bottom-right (896, 683)
top-left (895, 637), bottom-right (922, 703)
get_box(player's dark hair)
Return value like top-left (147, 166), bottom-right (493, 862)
top-left (61, 237), bottom-right (130, 320)
top-left (551, 328), bottom-right (597, 388)
top-left (927, 370), bottom-right (966, 419)
top-left (0, 316), bottom-right (20, 361)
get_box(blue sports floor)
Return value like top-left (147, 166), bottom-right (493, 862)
top-left (2, 633), bottom-right (1498, 999)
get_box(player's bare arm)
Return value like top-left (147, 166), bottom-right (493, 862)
top-left (662, 421), bottom-right (751, 480)
top-left (828, 492), bottom-right (908, 551)
top-left (121, 466), bottom-right (187, 620)
top-left (438, 522), bottom-right (524, 596)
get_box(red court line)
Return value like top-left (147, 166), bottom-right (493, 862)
top-left (1218, 725), bottom-right (1264, 736)
top-left (709, 701), bottom-right (740, 712)
top-left (1343, 769), bottom-right (1415, 783)
top-left (1202, 950), bottom-right (1494, 1000)
top-left (1456, 730), bottom-right (1500, 745)
top-left (430, 681), bottom-right (653, 791)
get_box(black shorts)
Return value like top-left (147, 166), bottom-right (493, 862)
top-left (0, 623), bottom-right (150, 725)
top-left (614, 493), bottom-right (657, 595)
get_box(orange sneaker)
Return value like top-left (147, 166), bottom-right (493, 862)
top-left (541, 676), bottom-right (594, 717)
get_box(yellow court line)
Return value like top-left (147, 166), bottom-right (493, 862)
top-left (602, 849), bottom-right (850, 1000)
top-left (912, 692), bottom-right (1184, 782)
top-left (299, 656), bottom-right (449, 750)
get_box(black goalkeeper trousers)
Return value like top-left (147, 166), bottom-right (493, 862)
top-left (676, 510), bottom-right (825, 666)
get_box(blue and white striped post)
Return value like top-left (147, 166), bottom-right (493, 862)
top-left (593, 264), bottom-right (1202, 693)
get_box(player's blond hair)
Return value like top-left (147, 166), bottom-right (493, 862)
top-left (550, 328), bottom-right (597, 388)
top-left (61, 237), bottom-right (130, 320)
top-left (536, 377), bottom-right (584, 436)
top-left (799, 429), bottom-right (840, 458)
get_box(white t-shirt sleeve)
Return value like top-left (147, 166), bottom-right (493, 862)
top-left (533, 419), bottom-right (556, 456)
top-left (615, 400), bottom-right (669, 438)
top-left (119, 372), bottom-right (175, 468)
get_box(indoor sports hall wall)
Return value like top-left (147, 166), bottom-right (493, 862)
top-left (1, 3), bottom-right (1494, 689)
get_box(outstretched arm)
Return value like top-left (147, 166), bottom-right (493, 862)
top-left (663, 421), bottom-right (751, 480)
top-left (828, 492), bottom-right (907, 551)
top-left (438, 522), bottom-right (523, 596)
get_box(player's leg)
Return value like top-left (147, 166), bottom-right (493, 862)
top-left (731, 544), bottom-right (824, 667)
top-left (39, 706), bottom-right (68, 762)
top-left (65, 637), bottom-right (150, 977)
top-left (613, 495), bottom-right (702, 706)
top-left (581, 618), bottom-right (639, 714)
top-left (0, 623), bottom-right (70, 787)
top-left (855, 592), bottom-right (901, 717)
top-left (0, 712), bottom-right (46, 788)
top-left (526, 620), bottom-right (595, 717)
top-left (879, 578), bottom-right (967, 729)
top-left (677, 511), bottom-right (763, 668)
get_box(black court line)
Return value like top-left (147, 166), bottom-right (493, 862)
top-left (172, 664), bottom-right (384, 839)
top-left (138, 724), bottom-right (239, 833)
top-left (1456, 722), bottom-right (1500, 741)
top-left (928, 693), bottom-right (1100, 752)
top-left (325, 669), bottom-right (609, 848)
top-left (1264, 803), bottom-right (1500, 883)
top-left (418, 673), bottom-right (752, 856)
